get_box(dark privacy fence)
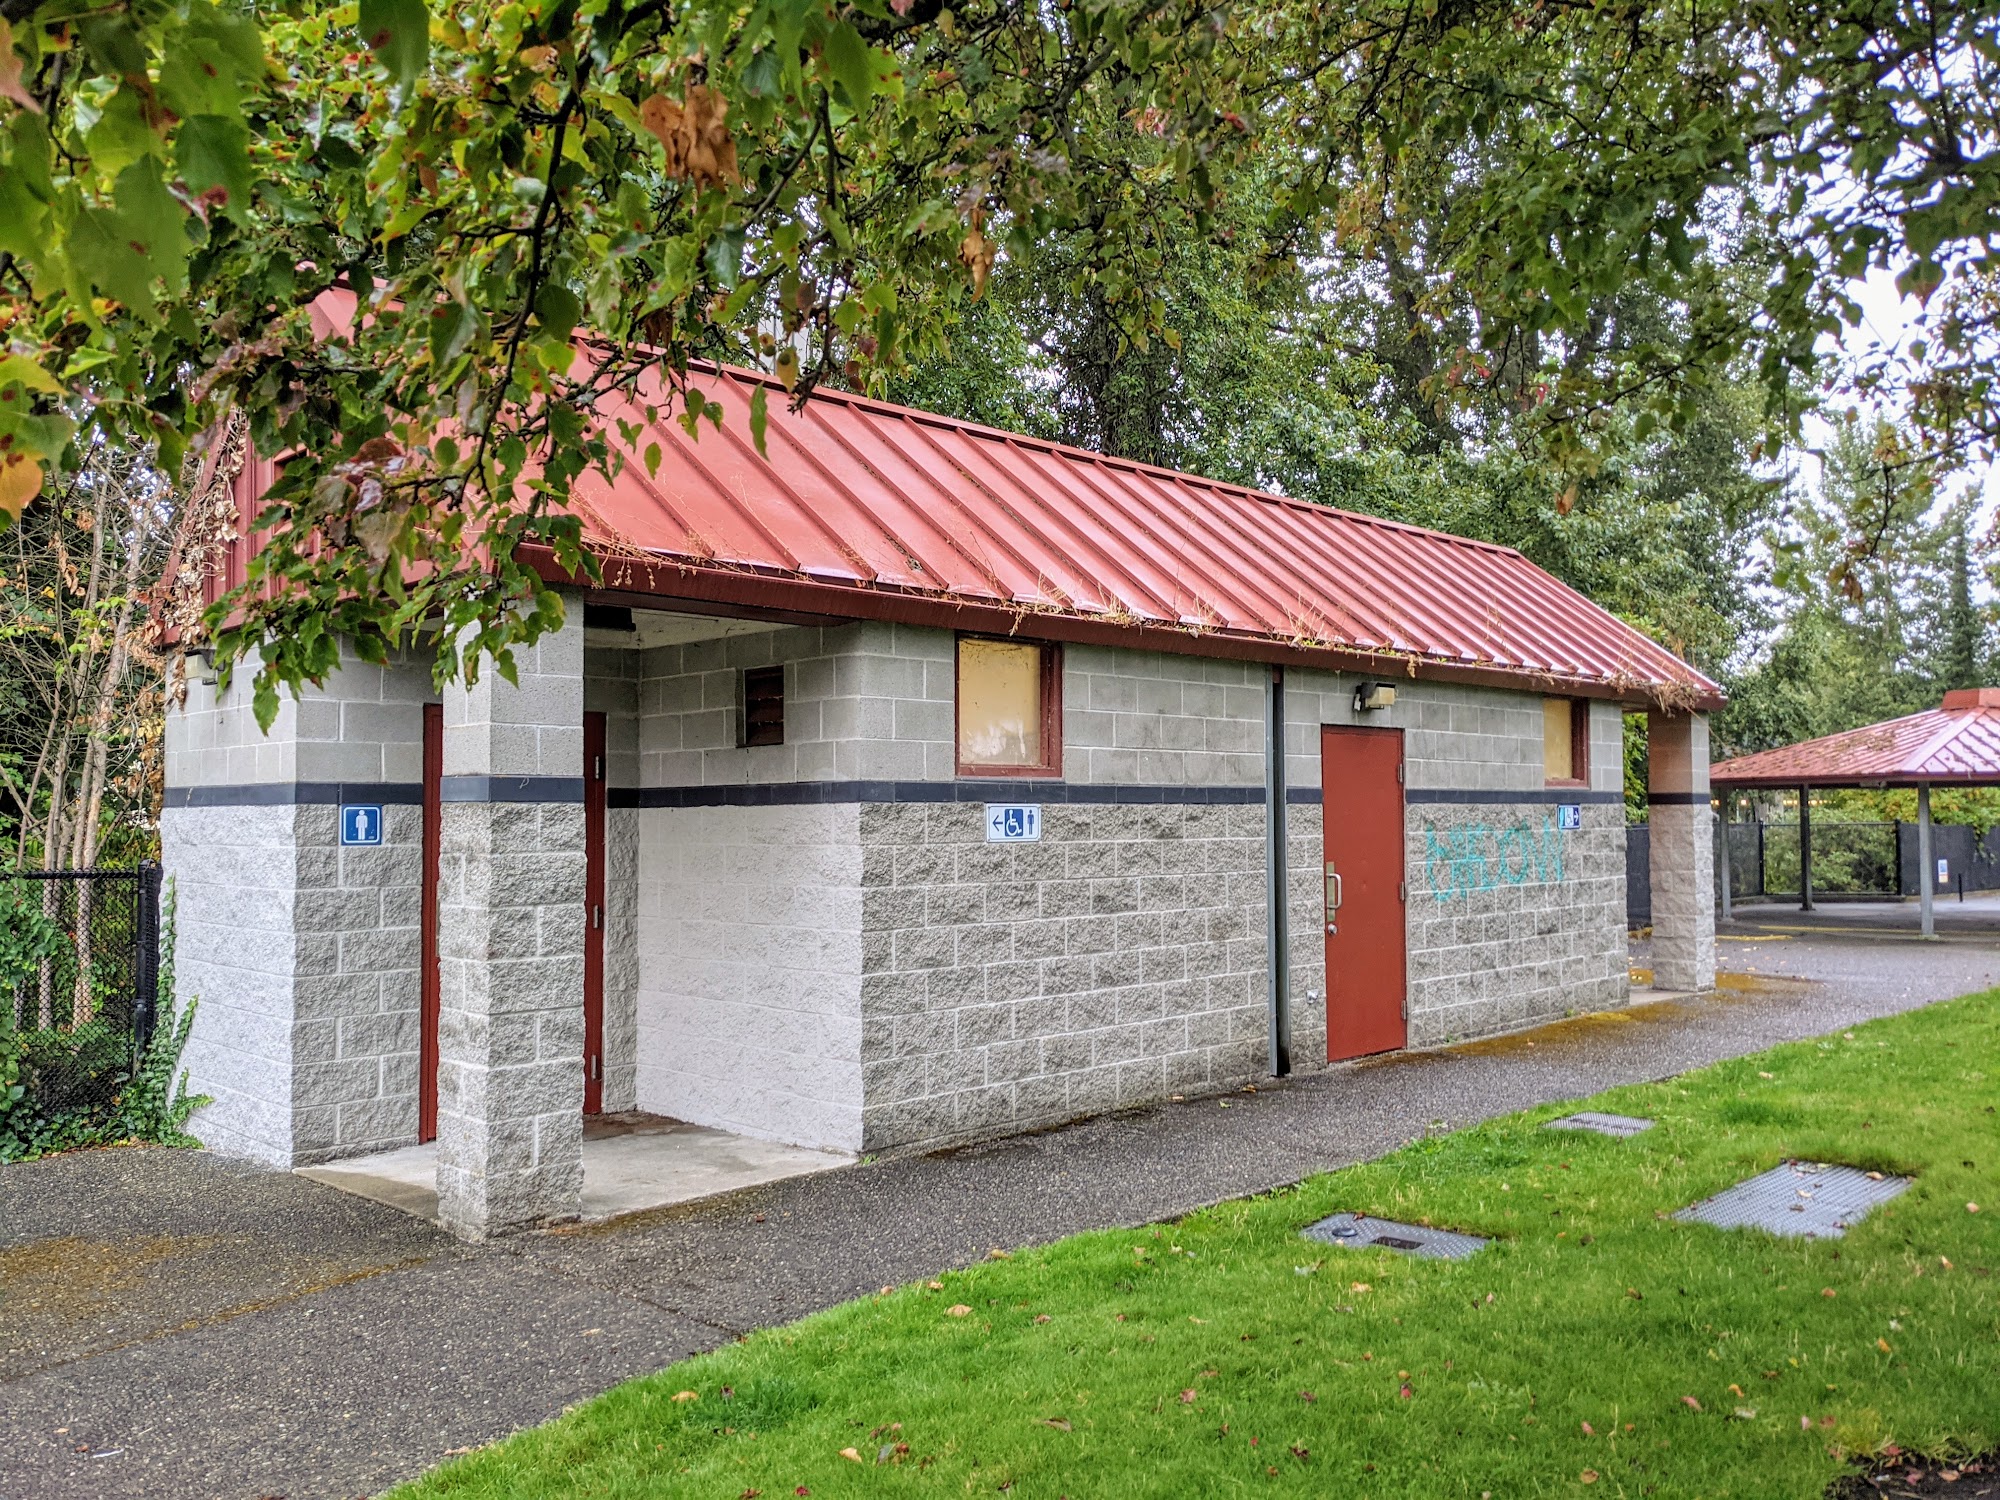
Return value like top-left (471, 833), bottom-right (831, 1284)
top-left (1627, 820), bottom-right (2000, 926)
top-left (5, 865), bottom-right (162, 1124)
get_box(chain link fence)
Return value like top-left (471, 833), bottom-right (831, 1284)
top-left (3, 865), bottom-right (161, 1128)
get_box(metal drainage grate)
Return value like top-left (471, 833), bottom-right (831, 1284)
top-left (1545, 1111), bottom-right (1656, 1138)
top-left (1673, 1161), bottom-right (1911, 1239)
top-left (1302, 1213), bottom-right (1489, 1261)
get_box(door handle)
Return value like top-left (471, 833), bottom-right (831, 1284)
top-left (1324, 863), bottom-right (1342, 934)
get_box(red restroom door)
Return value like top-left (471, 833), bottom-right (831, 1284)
top-left (583, 710), bottom-right (606, 1115)
top-left (1321, 725), bottom-right (1408, 1061)
top-left (419, 703), bottom-right (442, 1143)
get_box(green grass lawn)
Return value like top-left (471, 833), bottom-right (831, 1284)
top-left (398, 994), bottom-right (2000, 1499)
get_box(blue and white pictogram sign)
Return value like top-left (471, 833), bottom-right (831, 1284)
top-left (1556, 804), bottom-right (1582, 831)
top-left (985, 804), bottom-right (1042, 843)
top-left (340, 804), bottom-right (385, 846)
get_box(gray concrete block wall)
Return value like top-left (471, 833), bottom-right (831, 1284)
top-left (637, 621), bottom-right (957, 786)
top-left (162, 649), bottom-right (434, 1167)
top-left (436, 602), bottom-right (587, 1237)
top-left (632, 804), bottom-right (864, 1151)
top-left (1059, 646), bottom-right (1265, 786)
top-left (167, 655), bottom-right (431, 789)
top-left (1402, 799), bottom-right (1628, 1044)
top-left (855, 801), bottom-right (1269, 1151)
top-left (161, 804), bottom-right (302, 1165)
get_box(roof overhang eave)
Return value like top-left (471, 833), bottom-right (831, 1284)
top-left (536, 545), bottom-right (1724, 713)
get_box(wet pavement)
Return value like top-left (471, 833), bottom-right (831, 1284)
top-left (3, 924), bottom-right (1995, 1500)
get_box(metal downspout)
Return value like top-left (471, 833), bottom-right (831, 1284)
top-left (1265, 665), bottom-right (1292, 1077)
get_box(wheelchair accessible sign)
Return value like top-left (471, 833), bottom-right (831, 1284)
top-left (340, 804), bottom-right (385, 846)
top-left (985, 804), bottom-right (1042, 843)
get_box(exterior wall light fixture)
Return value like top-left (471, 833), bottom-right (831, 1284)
top-left (1352, 681), bottom-right (1397, 714)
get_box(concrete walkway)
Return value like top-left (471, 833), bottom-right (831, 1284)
top-left (3, 929), bottom-right (1995, 1500)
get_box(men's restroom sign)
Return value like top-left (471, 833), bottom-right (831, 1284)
top-left (1556, 804), bottom-right (1582, 831)
top-left (985, 804), bottom-right (1042, 843)
top-left (340, 804), bottom-right (385, 847)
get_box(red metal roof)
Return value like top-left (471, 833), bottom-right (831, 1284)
top-left (213, 290), bottom-right (1719, 706)
top-left (1710, 690), bottom-right (2000, 787)
top-left (542, 361), bottom-right (1719, 708)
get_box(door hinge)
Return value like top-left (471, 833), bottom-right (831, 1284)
top-left (1397, 761), bottom-right (1406, 785)
top-left (593, 753), bottom-right (604, 781)
top-left (592, 903), bottom-right (603, 930)
top-left (1399, 881), bottom-right (1408, 903)
top-left (590, 1054), bottom-right (601, 1081)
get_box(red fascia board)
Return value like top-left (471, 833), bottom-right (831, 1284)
top-left (534, 544), bottom-right (1722, 710)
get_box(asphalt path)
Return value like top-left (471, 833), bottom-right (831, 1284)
top-left (3, 921), bottom-right (1994, 1500)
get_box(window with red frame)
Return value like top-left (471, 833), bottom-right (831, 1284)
top-left (955, 637), bottom-right (1060, 777)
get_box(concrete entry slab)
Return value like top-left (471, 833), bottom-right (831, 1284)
top-left (1674, 1160), bottom-right (1911, 1239)
top-left (1545, 1111), bottom-right (1656, 1137)
top-left (1302, 1212), bottom-right (1489, 1260)
top-left (297, 1113), bottom-right (852, 1225)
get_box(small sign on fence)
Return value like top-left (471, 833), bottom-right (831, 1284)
top-left (340, 804), bottom-right (385, 846)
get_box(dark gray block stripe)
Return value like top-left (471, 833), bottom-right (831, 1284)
top-left (164, 782), bottom-right (424, 809)
top-left (1646, 790), bottom-right (1711, 804)
top-left (606, 781), bottom-right (1267, 810)
top-left (171, 780), bottom-right (1633, 811)
top-left (439, 775), bottom-right (586, 804)
top-left (1404, 787), bottom-right (1624, 806)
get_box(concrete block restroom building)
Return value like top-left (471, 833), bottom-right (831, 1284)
top-left (164, 358), bottom-right (1721, 1239)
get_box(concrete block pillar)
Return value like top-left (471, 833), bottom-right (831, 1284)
top-left (435, 600), bottom-right (587, 1238)
top-left (1647, 710), bottom-right (1716, 993)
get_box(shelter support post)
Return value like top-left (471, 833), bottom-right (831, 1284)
top-left (1917, 782), bottom-right (1935, 939)
top-left (1647, 710), bottom-right (1716, 992)
top-left (435, 595), bottom-right (588, 1240)
top-left (1799, 786), bottom-right (1814, 911)
top-left (1264, 666), bottom-right (1291, 1077)
top-left (1716, 800), bottom-right (1732, 922)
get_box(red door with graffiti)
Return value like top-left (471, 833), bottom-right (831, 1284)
top-left (1321, 725), bottom-right (1407, 1061)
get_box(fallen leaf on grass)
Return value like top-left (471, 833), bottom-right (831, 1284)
top-left (1822, 1288), bottom-right (1837, 1298)
top-left (672, 1391), bottom-right (699, 1403)
top-left (1034, 1314), bottom-right (1051, 1324)
top-left (928, 1280), bottom-right (944, 1290)
top-left (1877, 1338), bottom-right (1893, 1353)
top-left (1733, 1407), bottom-right (1757, 1421)
top-left (1189, 1316), bottom-right (1207, 1324)
top-left (1044, 1418), bottom-right (1072, 1432)
top-left (1969, 1203), bottom-right (1982, 1214)
top-left (1351, 1282), bottom-right (1372, 1294)
top-left (988, 1249), bottom-right (1012, 1260)
top-left (1581, 1470), bottom-right (1599, 1484)
top-left (1581, 1421), bottom-right (1595, 1436)
top-left (1290, 1446), bottom-right (1310, 1463)
top-left (1179, 1389), bottom-right (1198, 1404)
top-left (838, 1447), bottom-right (863, 1463)
top-left (947, 1305), bottom-right (972, 1317)
top-left (1299, 1391), bottom-right (1317, 1403)
top-left (1682, 1397), bottom-right (1702, 1411)
top-left (1730, 1384), bottom-right (1746, 1398)
top-left (1399, 1383), bottom-right (1414, 1400)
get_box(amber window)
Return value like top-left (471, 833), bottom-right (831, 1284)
top-left (742, 666), bottom-right (785, 747)
top-left (955, 637), bottom-right (1059, 776)
top-left (1543, 697), bottom-right (1588, 784)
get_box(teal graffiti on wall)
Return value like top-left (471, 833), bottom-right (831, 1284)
top-left (1423, 815), bottom-right (1571, 902)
